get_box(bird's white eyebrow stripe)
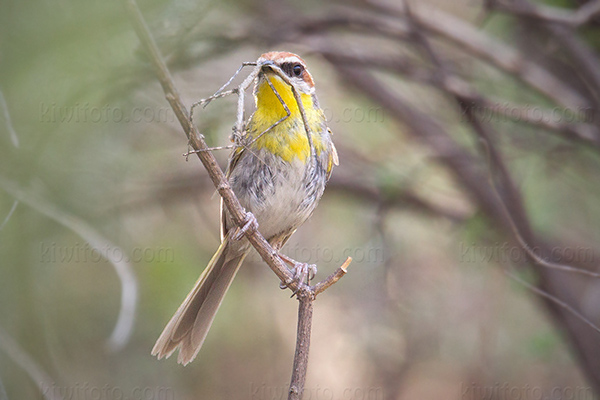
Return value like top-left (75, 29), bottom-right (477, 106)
top-left (276, 57), bottom-right (303, 65)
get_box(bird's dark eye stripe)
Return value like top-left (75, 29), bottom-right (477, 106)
top-left (281, 62), bottom-right (304, 78)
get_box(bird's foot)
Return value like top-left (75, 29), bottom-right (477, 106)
top-left (278, 253), bottom-right (317, 289)
top-left (231, 211), bottom-right (258, 241)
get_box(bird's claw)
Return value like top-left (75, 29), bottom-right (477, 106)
top-left (232, 211), bottom-right (258, 241)
top-left (279, 258), bottom-right (317, 290)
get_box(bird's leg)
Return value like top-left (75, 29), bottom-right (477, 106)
top-left (187, 61), bottom-right (260, 151)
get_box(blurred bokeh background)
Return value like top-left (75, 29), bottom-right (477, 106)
top-left (2, 0), bottom-right (600, 399)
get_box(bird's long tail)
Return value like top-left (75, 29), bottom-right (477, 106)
top-left (152, 236), bottom-right (247, 365)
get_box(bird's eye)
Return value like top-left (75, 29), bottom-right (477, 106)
top-left (280, 62), bottom-right (305, 78)
top-left (292, 64), bottom-right (304, 77)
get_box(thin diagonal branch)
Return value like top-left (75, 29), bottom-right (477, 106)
top-left (0, 376), bottom-right (7, 400)
top-left (373, 1), bottom-right (590, 110)
top-left (0, 89), bottom-right (18, 148)
top-left (504, 268), bottom-right (600, 335)
top-left (491, 0), bottom-right (600, 28)
top-left (316, 47), bottom-right (600, 149)
top-left (125, 0), bottom-right (298, 288)
top-left (407, 8), bottom-right (600, 282)
top-left (124, 2), bottom-right (349, 399)
top-left (407, 5), bottom-right (600, 284)
top-left (490, 0), bottom-right (600, 104)
top-left (0, 200), bottom-right (18, 231)
top-left (125, 0), bottom-right (349, 293)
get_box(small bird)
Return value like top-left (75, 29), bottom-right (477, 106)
top-left (152, 51), bottom-right (338, 365)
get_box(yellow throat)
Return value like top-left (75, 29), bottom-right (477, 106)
top-left (250, 75), bottom-right (325, 163)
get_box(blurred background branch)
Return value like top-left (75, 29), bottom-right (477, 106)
top-left (3, 0), bottom-right (600, 398)
top-left (0, 327), bottom-right (63, 400)
top-left (0, 178), bottom-right (138, 352)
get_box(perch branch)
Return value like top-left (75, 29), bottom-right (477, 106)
top-left (125, 0), bottom-right (297, 288)
top-left (124, 1), bottom-right (350, 398)
top-left (288, 290), bottom-right (314, 400)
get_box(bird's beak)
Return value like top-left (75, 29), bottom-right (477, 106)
top-left (260, 60), bottom-right (275, 72)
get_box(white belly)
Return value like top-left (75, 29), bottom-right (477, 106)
top-left (228, 149), bottom-right (326, 241)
